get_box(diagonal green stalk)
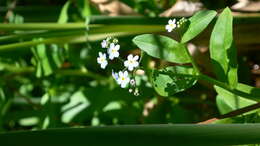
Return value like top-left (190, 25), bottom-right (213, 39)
top-left (184, 46), bottom-right (200, 74)
top-left (183, 44), bottom-right (260, 101)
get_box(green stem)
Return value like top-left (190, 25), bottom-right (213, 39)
top-left (184, 46), bottom-right (200, 74)
top-left (198, 74), bottom-right (258, 100)
top-left (198, 74), bottom-right (230, 90)
top-left (0, 63), bottom-right (105, 80)
top-left (0, 23), bottom-right (101, 30)
top-left (0, 25), bottom-right (164, 52)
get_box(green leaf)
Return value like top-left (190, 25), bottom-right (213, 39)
top-left (31, 41), bottom-right (65, 77)
top-left (2, 125), bottom-right (260, 146)
top-left (58, 1), bottom-right (71, 24)
top-left (236, 83), bottom-right (260, 100)
top-left (61, 91), bottom-right (90, 123)
top-left (215, 85), bottom-right (258, 115)
top-left (152, 66), bottom-right (197, 96)
top-left (77, 0), bottom-right (91, 18)
top-left (133, 34), bottom-right (191, 63)
top-left (181, 10), bottom-right (217, 43)
top-left (209, 8), bottom-right (238, 87)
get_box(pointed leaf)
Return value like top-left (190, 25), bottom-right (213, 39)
top-left (181, 10), bottom-right (217, 43)
top-left (133, 34), bottom-right (191, 63)
top-left (210, 8), bottom-right (238, 87)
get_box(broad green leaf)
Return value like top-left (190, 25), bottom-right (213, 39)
top-left (2, 125), bottom-right (260, 146)
top-left (152, 66), bottom-right (197, 96)
top-left (210, 8), bottom-right (238, 87)
top-left (133, 34), bottom-right (191, 63)
top-left (215, 85), bottom-right (258, 115)
top-left (181, 10), bottom-right (217, 43)
top-left (58, 1), bottom-right (70, 24)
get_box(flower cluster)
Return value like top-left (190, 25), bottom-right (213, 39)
top-left (97, 37), bottom-right (140, 96)
top-left (165, 17), bottom-right (188, 32)
top-left (176, 17), bottom-right (188, 28)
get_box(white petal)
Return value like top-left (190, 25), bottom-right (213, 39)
top-left (133, 55), bottom-right (139, 61)
top-left (172, 19), bottom-right (176, 24)
top-left (97, 58), bottom-right (101, 63)
top-left (167, 27), bottom-right (173, 32)
top-left (123, 71), bottom-right (128, 77)
top-left (101, 40), bottom-right (107, 48)
top-left (98, 52), bottom-right (102, 57)
top-left (109, 54), bottom-right (114, 60)
top-left (103, 54), bottom-right (106, 59)
top-left (168, 19), bottom-right (173, 24)
top-left (120, 82), bottom-right (127, 88)
top-left (110, 43), bottom-right (115, 49)
top-left (133, 61), bottom-right (139, 67)
top-left (119, 71), bottom-right (124, 77)
top-left (115, 45), bottom-right (120, 51)
top-left (100, 61), bottom-right (107, 69)
top-left (114, 52), bottom-right (119, 58)
top-left (127, 54), bottom-right (133, 60)
top-left (125, 77), bottom-right (130, 83)
top-left (166, 25), bottom-right (172, 32)
top-left (124, 60), bottom-right (129, 67)
top-left (128, 66), bottom-right (134, 71)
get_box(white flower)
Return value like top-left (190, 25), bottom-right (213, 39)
top-left (165, 19), bottom-right (176, 32)
top-left (130, 79), bottom-right (135, 86)
top-left (124, 54), bottom-right (139, 71)
top-left (97, 52), bottom-right (108, 69)
top-left (101, 40), bottom-right (107, 48)
top-left (117, 71), bottom-right (130, 88)
top-left (108, 43), bottom-right (120, 60)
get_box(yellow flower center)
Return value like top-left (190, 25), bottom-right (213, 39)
top-left (121, 77), bottom-right (125, 80)
top-left (112, 49), bottom-right (116, 53)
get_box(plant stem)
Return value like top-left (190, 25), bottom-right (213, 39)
top-left (0, 23), bottom-right (101, 30)
top-left (183, 44), bottom-right (200, 74)
top-left (198, 74), bottom-right (259, 101)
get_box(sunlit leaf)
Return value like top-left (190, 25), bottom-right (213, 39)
top-left (181, 10), bottom-right (217, 43)
top-left (152, 66), bottom-right (197, 96)
top-left (210, 7), bottom-right (238, 87)
top-left (58, 1), bottom-right (70, 24)
top-left (133, 34), bottom-right (191, 63)
top-left (215, 85), bottom-right (258, 115)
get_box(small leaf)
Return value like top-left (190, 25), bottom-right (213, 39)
top-left (31, 40), bottom-right (65, 77)
top-left (61, 91), bottom-right (90, 123)
top-left (181, 10), bottom-right (217, 43)
top-left (215, 85), bottom-right (258, 115)
top-left (77, 0), bottom-right (91, 18)
top-left (235, 83), bottom-right (260, 101)
top-left (152, 66), bottom-right (197, 96)
top-left (210, 8), bottom-right (238, 87)
top-left (58, 1), bottom-right (71, 24)
top-left (133, 34), bottom-right (191, 63)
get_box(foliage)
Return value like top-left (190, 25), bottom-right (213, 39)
top-left (1, 0), bottom-right (260, 145)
